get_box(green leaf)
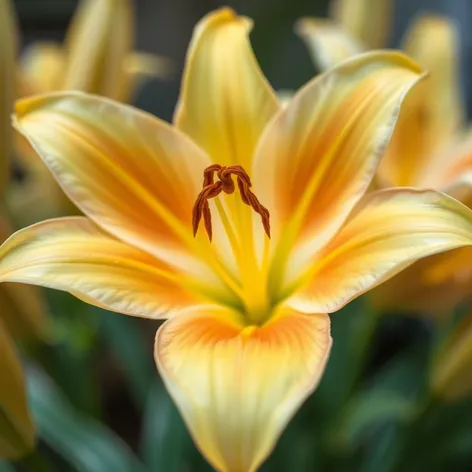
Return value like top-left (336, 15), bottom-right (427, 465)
top-left (357, 344), bottom-right (431, 472)
top-left (332, 390), bottom-right (413, 451)
top-left (0, 460), bottom-right (15, 472)
top-left (140, 379), bottom-right (194, 471)
top-left (42, 291), bottom-right (101, 416)
top-left (26, 367), bottom-right (146, 472)
top-left (360, 424), bottom-right (401, 472)
top-left (98, 309), bottom-right (155, 408)
top-left (315, 297), bottom-right (377, 417)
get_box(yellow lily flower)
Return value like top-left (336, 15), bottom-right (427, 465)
top-left (0, 0), bottom-right (44, 459)
top-left (3, 8), bottom-right (472, 471)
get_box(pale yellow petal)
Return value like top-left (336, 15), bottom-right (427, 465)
top-left (402, 15), bottom-right (463, 144)
top-left (0, 217), bottom-right (198, 319)
top-left (14, 92), bottom-right (212, 271)
top-left (288, 188), bottom-right (472, 314)
top-left (331, 0), bottom-right (392, 49)
top-left (296, 18), bottom-right (364, 70)
top-left (155, 306), bottom-right (331, 472)
top-left (20, 42), bottom-right (65, 94)
top-left (0, 317), bottom-right (35, 459)
top-left (378, 15), bottom-right (463, 187)
top-left (0, 0), bottom-right (17, 194)
top-left (431, 313), bottom-right (472, 400)
top-left (63, 0), bottom-right (132, 99)
top-left (174, 7), bottom-right (279, 168)
top-left (251, 51), bottom-right (424, 291)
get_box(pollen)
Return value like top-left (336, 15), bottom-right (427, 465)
top-left (192, 164), bottom-right (271, 241)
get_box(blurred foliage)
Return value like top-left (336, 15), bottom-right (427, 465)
top-left (2, 0), bottom-right (472, 471)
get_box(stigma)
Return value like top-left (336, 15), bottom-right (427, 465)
top-left (192, 164), bottom-right (271, 241)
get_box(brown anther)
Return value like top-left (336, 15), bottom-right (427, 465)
top-left (192, 164), bottom-right (271, 242)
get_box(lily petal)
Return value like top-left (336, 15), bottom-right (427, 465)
top-left (14, 92), bottom-right (211, 270)
top-left (0, 317), bottom-right (35, 459)
top-left (174, 7), bottom-right (279, 168)
top-left (402, 15), bottom-right (462, 144)
top-left (0, 217), bottom-right (198, 319)
top-left (331, 0), bottom-right (392, 49)
top-left (295, 18), bottom-right (364, 70)
top-left (20, 42), bottom-right (65, 94)
top-left (252, 51), bottom-right (424, 289)
top-left (288, 188), bottom-right (472, 314)
top-left (378, 15), bottom-right (462, 187)
top-left (63, 0), bottom-right (132, 99)
top-left (155, 306), bottom-right (331, 472)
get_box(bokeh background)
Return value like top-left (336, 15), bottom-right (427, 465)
top-left (18, 0), bottom-right (472, 119)
top-left (3, 0), bottom-right (472, 471)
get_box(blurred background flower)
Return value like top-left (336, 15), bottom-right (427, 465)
top-left (0, 0), bottom-right (46, 460)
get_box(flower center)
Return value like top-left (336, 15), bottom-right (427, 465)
top-left (192, 164), bottom-right (273, 325)
top-left (192, 164), bottom-right (270, 242)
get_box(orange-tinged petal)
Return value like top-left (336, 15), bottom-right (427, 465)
top-left (331, 0), bottom-right (392, 49)
top-left (63, 0), bottom-right (132, 99)
top-left (431, 312), bottom-right (472, 400)
top-left (296, 18), bottom-right (364, 70)
top-left (174, 8), bottom-right (279, 168)
top-left (378, 15), bottom-right (462, 187)
top-left (0, 0), bottom-right (17, 194)
top-left (416, 130), bottom-right (472, 202)
top-left (0, 217), bottom-right (198, 319)
top-left (0, 317), bottom-right (35, 458)
top-left (20, 42), bottom-right (65, 94)
top-left (376, 83), bottom-right (432, 187)
top-left (155, 306), bottom-right (331, 472)
top-left (252, 51), bottom-right (424, 290)
top-left (288, 188), bottom-right (472, 313)
top-left (14, 92), bottom-right (211, 271)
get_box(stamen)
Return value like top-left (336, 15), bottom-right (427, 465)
top-left (192, 164), bottom-right (271, 241)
